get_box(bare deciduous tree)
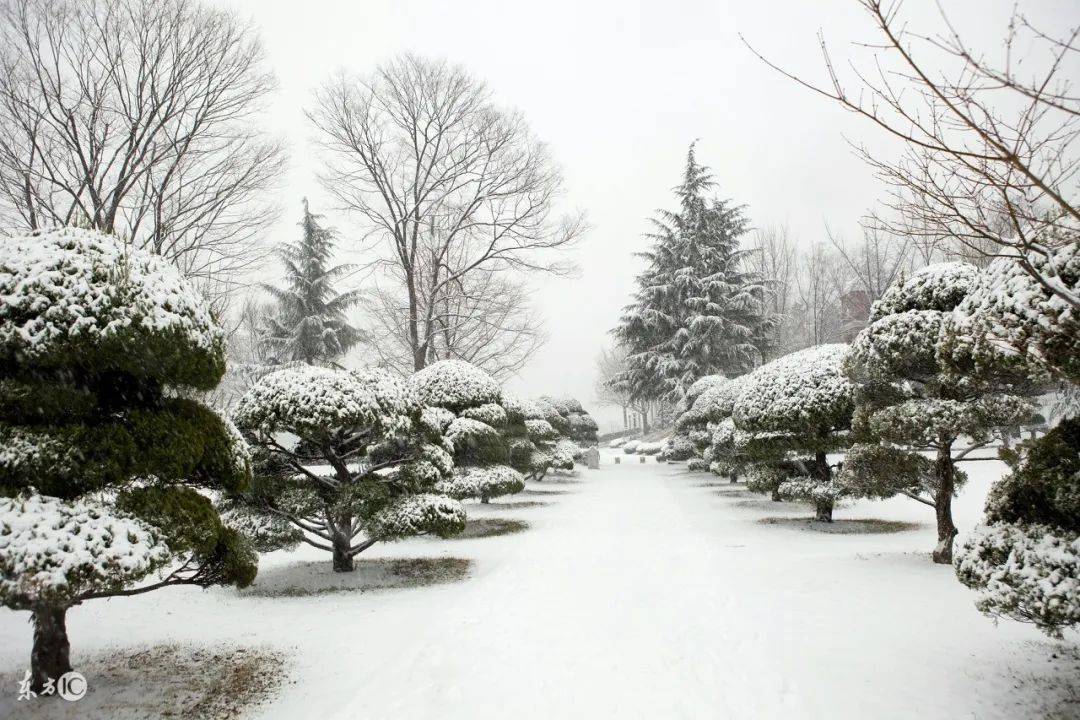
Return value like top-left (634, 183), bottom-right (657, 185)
top-left (307, 54), bottom-right (586, 372)
top-left (744, 0), bottom-right (1080, 310)
top-left (594, 344), bottom-right (670, 434)
top-left (363, 263), bottom-right (546, 381)
top-left (0, 0), bottom-right (285, 292)
top-left (826, 225), bottom-right (914, 302)
top-left (746, 224), bottom-right (798, 358)
top-left (792, 242), bottom-right (844, 346)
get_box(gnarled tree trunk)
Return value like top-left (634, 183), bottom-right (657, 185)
top-left (331, 512), bottom-right (355, 572)
top-left (932, 444), bottom-right (958, 564)
top-left (32, 605), bottom-right (72, 693)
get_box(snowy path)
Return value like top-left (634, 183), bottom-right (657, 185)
top-left (1, 456), bottom-right (1075, 718)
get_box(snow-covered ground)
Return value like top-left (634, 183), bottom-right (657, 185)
top-left (2, 454), bottom-right (1076, 719)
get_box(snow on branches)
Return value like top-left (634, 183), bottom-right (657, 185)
top-left (409, 359), bottom-right (502, 412)
top-left (0, 494), bottom-right (171, 609)
top-left (949, 244), bottom-right (1080, 383)
top-left (231, 364), bottom-right (459, 571)
top-left (955, 523), bottom-right (1080, 637)
top-left (0, 227), bottom-right (225, 388)
top-left (844, 260), bottom-right (1040, 563)
top-left (733, 344), bottom-right (853, 436)
top-left (731, 344), bottom-right (854, 520)
top-left (365, 493), bottom-right (467, 540)
top-left (234, 365), bottom-right (415, 439)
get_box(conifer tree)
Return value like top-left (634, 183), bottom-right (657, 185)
top-left (263, 199), bottom-right (361, 365)
top-left (0, 228), bottom-right (256, 691)
top-left (613, 143), bottom-right (772, 404)
top-left (949, 247), bottom-right (1079, 635)
top-left (841, 263), bottom-right (1036, 563)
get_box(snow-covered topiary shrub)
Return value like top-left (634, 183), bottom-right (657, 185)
top-left (410, 360), bottom-right (523, 502)
top-left (409, 359), bottom-right (501, 412)
top-left (0, 228), bottom-right (256, 692)
top-left (942, 248), bottom-right (1079, 633)
top-left (843, 262), bottom-right (1037, 563)
top-left (670, 375), bottom-right (731, 462)
top-left (637, 440), bottom-right (665, 456)
top-left (954, 416), bottom-right (1080, 637)
top-left (622, 440), bottom-right (641, 454)
top-left (732, 344), bottom-right (855, 520)
top-left (230, 366), bottom-right (464, 571)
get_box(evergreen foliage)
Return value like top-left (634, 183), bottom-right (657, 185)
top-left (949, 248), bottom-right (1079, 636)
top-left (731, 344), bottom-right (855, 520)
top-left (263, 199), bottom-right (362, 365)
top-left (842, 262), bottom-right (1037, 563)
top-left (612, 144), bottom-right (773, 405)
top-left (0, 228), bottom-right (255, 692)
top-left (410, 360), bottom-right (525, 503)
top-left (228, 365), bottom-right (465, 572)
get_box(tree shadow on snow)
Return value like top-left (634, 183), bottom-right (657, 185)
top-left (519, 488), bottom-right (574, 496)
top-left (446, 517), bottom-right (529, 540)
top-left (472, 500), bottom-right (551, 510)
top-left (0, 643), bottom-right (288, 720)
top-left (237, 557), bottom-right (472, 598)
top-left (760, 517), bottom-right (923, 534)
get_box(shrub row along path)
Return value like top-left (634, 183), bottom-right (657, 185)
top-left (0, 454), bottom-right (1074, 719)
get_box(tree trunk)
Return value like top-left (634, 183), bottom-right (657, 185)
top-left (813, 451), bottom-right (833, 523)
top-left (641, 408), bottom-right (650, 435)
top-left (331, 513), bottom-right (354, 572)
top-left (932, 444), bottom-right (958, 564)
top-left (728, 472), bottom-right (737, 484)
top-left (31, 605), bottom-right (72, 693)
top-left (771, 487), bottom-right (782, 502)
top-left (481, 496), bottom-right (490, 504)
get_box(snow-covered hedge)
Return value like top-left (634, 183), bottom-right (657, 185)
top-left (0, 227), bottom-right (226, 389)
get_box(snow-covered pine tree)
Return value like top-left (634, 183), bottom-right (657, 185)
top-left (410, 360), bottom-right (526, 503)
top-left (841, 263), bottom-right (1037, 563)
top-left (732, 344), bottom-right (856, 521)
top-left (0, 228), bottom-right (257, 691)
top-left (229, 365), bottom-right (466, 572)
top-left (502, 394), bottom-right (553, 481)
top-left (949, 246), bottom-right (1079, 636)
top-left (668, 374), bottom-right (728, 462)
top-left (612, 143), bottom-right (772, 405)
top-left (700, 376), bottom-right (749, 478)
top-left (263, 199), bottom-right (361, 365)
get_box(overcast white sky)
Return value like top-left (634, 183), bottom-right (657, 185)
top-left (214, 0), bottom-right (1076, 431)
